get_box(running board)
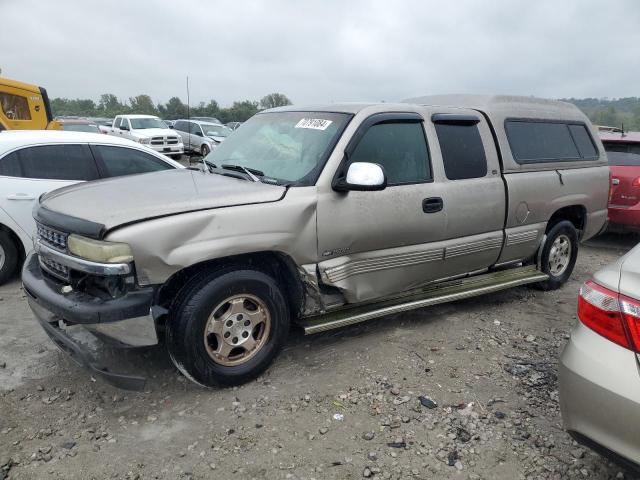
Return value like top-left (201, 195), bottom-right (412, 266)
top-left (298, 265), bottom-right (548, 335)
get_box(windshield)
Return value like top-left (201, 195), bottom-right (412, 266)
top-left (193, 116), bottom-right (222, 124)
top-left (130, 117), bottom-right (167, 129)
top-left (62, 123), bottom-right (100, 133)
top-left (201, 123), bottom-right (232, 138)
top-left (203, 111), bottom-right (351, 185)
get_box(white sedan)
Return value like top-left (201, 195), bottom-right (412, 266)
top-left (0, 130), bottom-right (183, 284)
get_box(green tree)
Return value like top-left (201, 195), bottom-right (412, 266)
top-left (98, 93), bottom-right (123, 116)
top-left (163, 97), bottom-right (188, 119)
top-left (220, 100), bottom-right (260, 122)
top-left (129, 94), bottom-right (158, 115)
top-left (203, 100), bottom-right (220, 118)
top-left (259, 93), bottom-right (292, 110)
top-left (592, 106), bottom-right (619, 128)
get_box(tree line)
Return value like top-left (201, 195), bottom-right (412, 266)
top-left (562, 97), bottom-right (640, 131)
top-left (51, 92), bottom-right (640, 131)
top-left (51, 92), bottom-right (292, 123)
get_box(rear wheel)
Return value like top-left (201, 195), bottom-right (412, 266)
top-left (0, 231), bottom-right (19, 285)
top-left (535, 220), bottom-right (579, 290)
top-left (167, 268), bottom-right (290, 387)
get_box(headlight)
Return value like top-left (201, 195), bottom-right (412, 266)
top-left (138, 138), bottom-right (150, 144)
top-left (67, 235), bottom-right (134, 263)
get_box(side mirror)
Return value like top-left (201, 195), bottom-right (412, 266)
top-left (168, 125), bottom-right (174, 129)
top-left (333, 162), bottom-right (387, 192)
top-left (120, 125), bottom-right (129, 131)
top-left (194, 131), bottom-right (203, 137)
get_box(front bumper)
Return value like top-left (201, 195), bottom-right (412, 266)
top-left (22, 252), bottom-right (159, 390)
top-left (148, 143), bottom-right (183, 155)
top-left (559, 321), bottom-right (640, 467)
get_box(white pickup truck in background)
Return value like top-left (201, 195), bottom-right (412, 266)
top-left (109, 114), bottom-right (184, 159)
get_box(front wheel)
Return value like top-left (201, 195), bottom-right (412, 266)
top-left (535, 220), bottom-right (579, 291)
top-left (167, 268), bottom-right (290, 387)
top-left (200, 144), bottom-right (210, 157)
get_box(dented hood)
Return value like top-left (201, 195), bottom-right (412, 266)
top-left (37, 169), bottom-right (286, 235)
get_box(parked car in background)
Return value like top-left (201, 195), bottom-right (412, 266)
top-left (0, 131), bottom-right (183, 284)
top-left (108, 114), bottom-right (183, 159)
top-left (226, 121), bottom-right (242, 131)
top-left (173, 119), bottom-right (232, 156)
top-left (163, 119), bottom-right (175, 128)
top-left (91, 117), bottom-right (113, 134)
top-left (598, 125), bottom-right (624, 134)
top-left (191, 116), bottom-right (222, 124)
top-left (22, 95), bottom-right (608, 389)
top-left (59, 118), bottom-right (101, 133)
top-left (560, 243), bottom-right (640, 472)
top-left (600, 131), bottom-right (640, 232)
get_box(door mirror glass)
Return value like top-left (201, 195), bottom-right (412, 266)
top-left (335, 162), bottom-right (386, 191)
top-left (119, 124), bottom-right (129, 131)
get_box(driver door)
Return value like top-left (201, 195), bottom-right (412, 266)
top-left (316, 113), bottom-right (448, 303)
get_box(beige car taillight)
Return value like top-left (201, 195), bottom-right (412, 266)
top-left (578, 280), bottom-right (640, 353)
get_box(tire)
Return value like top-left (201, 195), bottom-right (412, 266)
top-left (166, 268), bottom-right (290, 387)
top-left (535, 220), bottom-right (579, 291)
top-left (170, 154), bottom-right (182, 160)
top-left (200, 144), bottom-right (210, 157)
top-left (0, 231), bottom-right (19, 285)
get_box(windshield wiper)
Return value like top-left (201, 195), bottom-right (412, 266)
top-left (221, 164), bottom-right (264, 182)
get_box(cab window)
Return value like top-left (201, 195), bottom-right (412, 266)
top-left (0, 152), bottom-right (21, 176)
top-left (4, 145), bottom-right (99, 180)
top-left (349, 122), bottom-right (431, 185)
top-left (94, 145), bottom-right (173, 177)
top-left (435, 123), bottom-right (488, 180)
top-left (0, 93), bottom-right (31, 120)
top-left (189, 123), bottom-right (202, 135)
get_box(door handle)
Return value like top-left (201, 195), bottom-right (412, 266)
top-left (7, 193), bottom-right (36, 200)
top-left (612, 178), bottom-right (620, 185)
top-left (422, 197), bottom-right (443, 213)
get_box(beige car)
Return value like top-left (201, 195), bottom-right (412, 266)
top-left (22, 95), bottom-right (609, 389)
top-left (560, 244), bottom-right (640, 470)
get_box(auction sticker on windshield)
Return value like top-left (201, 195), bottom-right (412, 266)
top-left (295, 118), bottom-right (333, 130)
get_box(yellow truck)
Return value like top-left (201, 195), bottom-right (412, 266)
top-left (0, 77), bottom-right (60, 130)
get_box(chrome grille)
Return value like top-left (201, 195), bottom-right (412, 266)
top-left (37, 223), bottom-right (68, 251)
top-left (39, 255), bottom-right (70, 281)
top-left (150, 136), bottom-right (180, 146)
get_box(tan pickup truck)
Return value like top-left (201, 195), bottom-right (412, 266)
top-left (22, 95), bottom-right (609, 389)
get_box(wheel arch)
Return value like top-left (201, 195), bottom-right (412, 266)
top-left (546, 205), bottom-right (587, 236)
top-left (155, 250), bottom-right (305, 322)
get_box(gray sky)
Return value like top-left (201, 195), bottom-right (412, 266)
top-left (2, 0), bottom-right (639, 106)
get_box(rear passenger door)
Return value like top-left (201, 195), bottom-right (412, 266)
top-left (0, 144), bottom-right (99, 240)
top-left (430, 110), bottom-right (506, 270)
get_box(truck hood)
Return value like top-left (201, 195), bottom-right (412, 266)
top-left (37, 169), bottom-right (286, 236)
top-left (132, 128), bottom-right (177, 138)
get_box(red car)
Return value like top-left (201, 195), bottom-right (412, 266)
top-left (600, 131), bottom-right (640, 232)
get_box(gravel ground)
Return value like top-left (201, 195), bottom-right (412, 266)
top-left (1, 233), bottom-right (639, 480)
